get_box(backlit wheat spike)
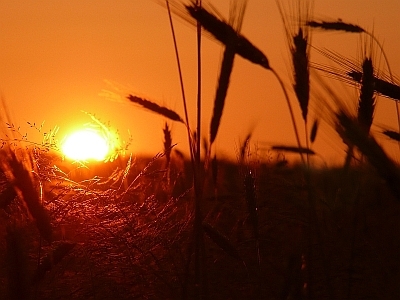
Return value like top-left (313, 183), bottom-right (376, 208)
top-left (277, 0), bottom-right (312, 122)
top-left (210, 45), bottom-right (236, 144)
top-left (185, 4), bottom-right (270, 69)
top-left (209, 0), bottom-right (247, 144)
top-left (375, 78), bottom-right (400, 101)
top-left (309, 17), bottom-right (399, 130)
top-left (382, 129), bottom-right (400, 142)
top-left (272, 145), bottom-right (315, 155)
top-left (348, 71), bottom-right (400, 101)
top-left (163, 122), bottom-right (172, 169)
top-left (307, 20), bottom-right (365, 33)
top-left (127, 95), bottom-right (184, 123)
top-left (314, 48), bottom-right (400, 103)
top-left (310, 119), bottom-right (319, 143)
top-left (357, 58), bottom-right (376, 134)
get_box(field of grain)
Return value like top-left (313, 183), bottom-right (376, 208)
top-left (1, 1), bottom-right (400, 299)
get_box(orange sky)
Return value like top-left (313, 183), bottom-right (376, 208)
top-left (0, 0), bottom-right (399, 165)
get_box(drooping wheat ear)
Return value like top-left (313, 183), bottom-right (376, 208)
top-left (185, 4), bottom-right (270, 69)
top-left (209, 0), bottom-right (244, 142)
top-left (374, 78), bottom-right (400, 101)
top-left (347, 71), bottom-right (400, 101)
top-left (272, 145), bottom-right (316, 155)
top-left (307, 18), bottom-right (400, 136)
top-left (310, 119), bottom-right (319, 143)
top-left (336, 111), bottom-right (400, 201)
top-left (383, 129), bottom-right (400, 142)
top-left (307, 19), bottom-right (393, 77)
top-left (127, 95), bottom-right (184, 123)
top-left (200, 0), bottom-right (248, 144)
top-left (357, 58), bottom-right (376, 133)
top-left (307, 20), bottom-right (365, 33)
top-left (165, 0), bottom-right (195, 163)
top-left (210, 44), bottom-right (236, 145)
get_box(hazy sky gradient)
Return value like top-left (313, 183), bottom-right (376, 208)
top-left (0, 0), bottom-right (399, 164)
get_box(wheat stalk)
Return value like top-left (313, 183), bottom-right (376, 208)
top-left (210, 47), bottom-right (236, 145)
top-left (307, 20), bottom-right (365, 33)
top-left (276, 0), bottom-right (312, 123)
top-left (293, 28), bottom-right (311, 123)
top-left (383, 129), bottom-right (400, 141)
top-left (209, 0), bottom-right (247, 144)
top-left (127, 95), bottom-right (185, 123)
top-left (357, 58), bottom-right (376, 134)
top-left (308, 17), bottom-right (400, 140)
top-left (347, 71), bottom-right (400, 101)
top-left (272, 145), bottom-right (316, 155)
top-left (185, 3), bottom-right (270, 69)
top-left (163, 122), bottom-right (172, 170)
top-left (165, 1), bottom-right (304, 161)
top-left (310, 119), bottom-right (319, 143)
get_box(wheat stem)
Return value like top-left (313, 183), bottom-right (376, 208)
top-left (271, 69), bottom-right (305, 164)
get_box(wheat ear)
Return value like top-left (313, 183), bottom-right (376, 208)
top-left (185, 4), bottom-right (270, 69)
top-left (127, 95), bottom-right (184, 123)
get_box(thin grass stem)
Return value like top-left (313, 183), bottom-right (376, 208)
top-left (271, 69), bottom-right (305, 164)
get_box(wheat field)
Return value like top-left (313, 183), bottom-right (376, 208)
top-left (0, 1), bottom-right (400, 299)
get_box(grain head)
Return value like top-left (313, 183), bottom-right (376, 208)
top-left (357, 58), bottom-right (376, 134)
top-left (127, 95), bottom-right (184, 123)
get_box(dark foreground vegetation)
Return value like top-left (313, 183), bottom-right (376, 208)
top-left (2, 0), bottom-right (400, 299)
top-left (0, 150), bottom-right (399, 299)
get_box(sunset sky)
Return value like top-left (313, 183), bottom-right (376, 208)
top-left (0, 0), bottom-right (399, 165)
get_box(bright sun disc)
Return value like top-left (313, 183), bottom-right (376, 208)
top-left (62, 129), bottom-right (109, 161)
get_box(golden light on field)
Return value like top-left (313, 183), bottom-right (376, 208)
top-left (61, 128), bottom-right (111, 161)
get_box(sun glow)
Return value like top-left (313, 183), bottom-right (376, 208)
top-left (61, 129), bottom-right (111, 161)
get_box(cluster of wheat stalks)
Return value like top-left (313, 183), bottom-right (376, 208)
top-left (0, 0), bottom-right (399, 299)
top-left (130, 0), bottom-right (400, 298)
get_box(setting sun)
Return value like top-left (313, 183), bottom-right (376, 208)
top-left (61, 129), bottom-right (110, 161)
